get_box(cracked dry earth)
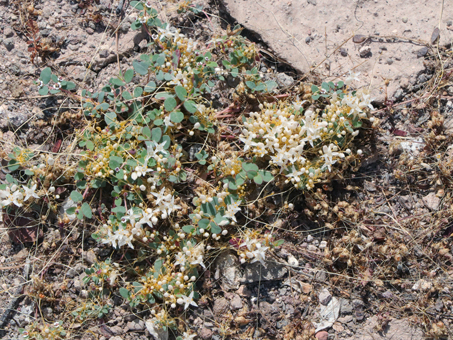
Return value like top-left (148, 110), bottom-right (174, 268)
top-left (0, 0), bottom-right (453, 339)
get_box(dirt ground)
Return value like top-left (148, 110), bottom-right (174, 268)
top-left (0, 0), bottom-right (453, 339)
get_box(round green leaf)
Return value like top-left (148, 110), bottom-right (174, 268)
top-left (175, 86), bottom-right (187, 101)
top-left (164, 97), bottom-right (177, 112)
top-left (124, 69), bottom-right (134, 83)
top-left (40, 67), bottom-right (52, 84)
top-left (81, 202), bottom-right (92, 219)
top-left (184, 100), bottom-right (197, 113)
top-left (70, 190), bottom-right (83, 203)
top-left (170, 111), bottom-right (184, 123)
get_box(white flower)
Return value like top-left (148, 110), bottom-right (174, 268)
top-left (136, 209), bottom-right (155, 228)
top-left (181, 332), bottom-right (197, 340)
top-left (224, 200), bottom-right (241, 222)
top-left (163, 115), bottom-right (174, 127)
top-left (174, 252), bottom-right (186, 267)
top-left (321, 144), bottom-right (344, 172)
top-left (23, 184), bottom-right (40, 201)
top-left (177, 291), bottom-right (198, 310)
top-left (102, 226), bottom-right (134, 249)
top-left (0, 187), bottom-right (23, 207)
top-left (251, 246), bottom-right (268, 265)
top-left (123, 208), bottom-right (141, 227)
top-left (157, 23), bottom-right (176, 41)
top-left (345, 70), bottom-right (361, 85)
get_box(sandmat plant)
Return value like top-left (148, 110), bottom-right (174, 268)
top-left (0, 1), bottom-right (376, 338)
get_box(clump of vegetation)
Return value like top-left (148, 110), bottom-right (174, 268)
top-left (0, 1), bottom-right (376, 338)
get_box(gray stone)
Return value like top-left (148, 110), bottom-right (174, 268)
top-left (73, 278), bottom-right (82, 292)
top-left (276, 73), bottom-right (294, 88)
top-left (415, 46), bottom-right (428, 58)
top-left (215, 252), bottom-right (241, 289)
top-left (99, 50), bottom-right (110, 58)
top-left (418, 73), bottom-right (431, 83)
top-left (340, 48), bottom-right (347, 57)
top-left (3, 38), bottom-right (14, 51)
top-left (242, 261), bottom-right (287, 283)
top-left (340, 298), bottom-right (353, 315)
top-left (40, 29), bottom-right (52, 37)
top-left (393, 88), bottom-right (404, 101)
top-left (127, 319), bottom-right (145, 331)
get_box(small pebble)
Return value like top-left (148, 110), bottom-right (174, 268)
top-left (402, 17), bottom-right (408, 23)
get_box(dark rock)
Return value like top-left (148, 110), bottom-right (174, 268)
top-left (416, 46), bottom-right (428, 58)
top-left (99, 49), bottom-right (110, 58)
top-left (242, 261), bottom-right (287, 283)
top-left (86, 28), bottom-right (94, 35)
top-left (3, 38), bottom-right (14, 51)
top-left (340, 48), bottom-right (347, 56)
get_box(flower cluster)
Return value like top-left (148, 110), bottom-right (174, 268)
top-left (0, 183), bottom-right (40, 208)
top-left (239, 81), bottom-right (372, 189)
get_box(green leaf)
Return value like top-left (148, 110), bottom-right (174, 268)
top-left (184, 100), bottom-right (197, 113)
top-left (144, 81), bottom-right (156, 92)
top-left (164, 97), bottom-right (177, 112)
top-left (119, 288), bottom-right (130, 299)
top-left (246, 81), bottom-right (256, 90)
top-left (311, 85), bottom-right (319, 93)
top-left (182, 225), bottom-right (194, 233)
top-left (38, 86), bottom-right (49, 95)
top-left (175, 86), bottom-right (187, 101)
top-left (154, 258), bottom-right (163, 273)
top-left (201, 202), bottom-right (216, 216)
top-left (253, 173), bottom-right (263, 184)
top-left (134, 87), bottom-right (144, 98)
top-left (105, 111), bottom-right (117, 126)
top-left (81, 202), bottom-right (92, 218)
top-left (70, 191), bottom-right (83, 203)
top-left (110, 78), bottom-right (125, 87)
top-left (198, 219), bottom-right (210, 229)
top-left (133, 60), bottom-right (149, 75)
top-left (243, 163), bottom-right (259, 172)
top-left (86, 140), bottom-right (95, 151)
top-left (170, 111), bottom-right (184, 123)
top-left (124, 69), bottom-right (134, 83)
top-left (40, 67), bottom-right (52, 84)
top-left (7, 160), bottom-right (19, 171)
top-left (274, 239), bottom-right (285, 247)
top-left (66, 207), bottom-right (76, 215)
top-left (109, 156), bottom-right (123, 170)
top-left (260, 170), bottom-right (274, 182)
top-left (151, 127), bottom-right (162, 142)
top-left (210, 222), bottom-right (222, 234)
top-left (142, 126), bottom-right (151, 139)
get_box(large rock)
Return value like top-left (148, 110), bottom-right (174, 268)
top-left (221, 0), bottom-right (453, 103)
